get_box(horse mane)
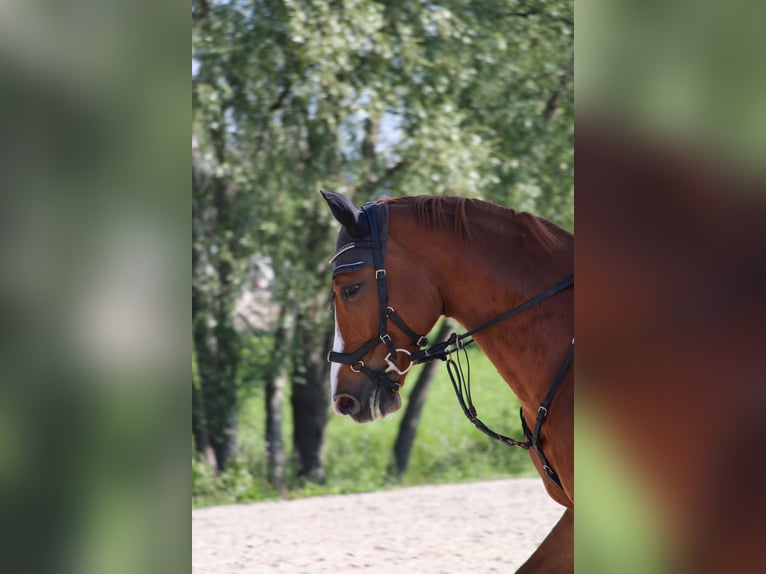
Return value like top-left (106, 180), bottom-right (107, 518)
top-left (383, 195), bottom-right (564, 252)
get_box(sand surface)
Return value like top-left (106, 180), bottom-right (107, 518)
top-left (192, 478), bottom-right (562, 573)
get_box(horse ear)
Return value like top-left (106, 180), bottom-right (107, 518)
top-left (320, 189), bottom-right (370, 238)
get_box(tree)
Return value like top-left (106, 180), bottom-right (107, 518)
top-left (388, 320), bottom-right (453, 479)
top-left (192, 160), bottom-right (251, 471)
top-left (192, 0), bottom-right (573, 481)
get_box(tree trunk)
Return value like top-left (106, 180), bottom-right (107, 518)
top-left (210, 406), bottom-right (237, 471)
top-left (287, 192), bottom-right (335, 484)
top-left (389, 320), bottom-right (453, 479)
top-left (265, 370), bottom-right (287, 491)
top-left (290, 315), bottom-right (332, 483)
top-left (192, 168), bottom-right (241, 473)
top-left (192, 378), bottom-right (217, 469)
top-left (191, 291), bottom-right (239, 472)
top-left (264, 305), bottom-right (293, 493)
top-left (192, 285), bottom-right (239, 472)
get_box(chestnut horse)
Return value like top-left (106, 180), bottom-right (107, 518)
top-left (321, 190), bottom-right (574, 573)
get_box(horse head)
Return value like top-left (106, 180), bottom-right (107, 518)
top-left (321, 190), bottom-right (443, 423)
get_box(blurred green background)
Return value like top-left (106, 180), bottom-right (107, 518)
top-left (577, 0), bottom-right (766, 174)
top-left (577, 0), bottom-right (766, 572)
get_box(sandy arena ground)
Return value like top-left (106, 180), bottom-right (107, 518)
top-left (192, 478), bottom-right (562, 573)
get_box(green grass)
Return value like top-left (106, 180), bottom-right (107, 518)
top-left (193, 348), bottom-right (535, 507)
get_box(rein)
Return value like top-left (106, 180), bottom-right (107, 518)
top-left (412, 277), bottom-right (574, 489)
top-left (327, 200), bottom-right (573, 488)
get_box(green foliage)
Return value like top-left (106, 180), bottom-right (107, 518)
top-left (193, 348), bottom-right (535, 507)
top-left (193, 0), bottom-right (573, 233)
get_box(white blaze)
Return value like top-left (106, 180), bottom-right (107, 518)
top-left (330, 309), bottom-right (343, 398)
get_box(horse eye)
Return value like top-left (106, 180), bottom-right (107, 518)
top-left (342, 283), bottom-right (362, 301)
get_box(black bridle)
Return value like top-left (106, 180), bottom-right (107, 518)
top-left (327, 202), bottom-right (429, 393)
top-left (327, 201), bottom-right (573, 488)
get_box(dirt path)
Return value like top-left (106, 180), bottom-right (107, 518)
top-left (192, 478), bottom-right (562, 573)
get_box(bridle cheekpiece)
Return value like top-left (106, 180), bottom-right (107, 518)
top-left (327, 202), bottom-right (429, 393)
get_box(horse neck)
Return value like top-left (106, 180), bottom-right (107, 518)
top-left (389, 201), bottom-right (574, 407)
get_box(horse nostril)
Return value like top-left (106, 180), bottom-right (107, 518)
top-left (334, 394), bottom-right (361, 416)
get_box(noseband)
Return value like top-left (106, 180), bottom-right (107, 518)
top-left (327, 202), bottom-right (429, 393)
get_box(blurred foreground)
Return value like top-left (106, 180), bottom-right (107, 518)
top-left (0, 1), bottom-right (187, 573)
top-left (576, 0), bottom-right (766, 572)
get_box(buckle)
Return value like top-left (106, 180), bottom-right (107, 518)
top-left (375, 269), bottom-right (386, 279)
top-left (350, 361), bottom-right (365, 373)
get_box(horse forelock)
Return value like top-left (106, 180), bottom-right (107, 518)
top-left (383, 195), bottom-right (565, 252)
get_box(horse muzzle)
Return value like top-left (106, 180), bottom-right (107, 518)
top-left (333, 373), bottom-right (402, 423)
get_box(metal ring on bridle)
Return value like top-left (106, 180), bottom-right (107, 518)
top-left (350, 361), bottom-right (365, 373)
top-left (384, 348), bottom-right (413, 376)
